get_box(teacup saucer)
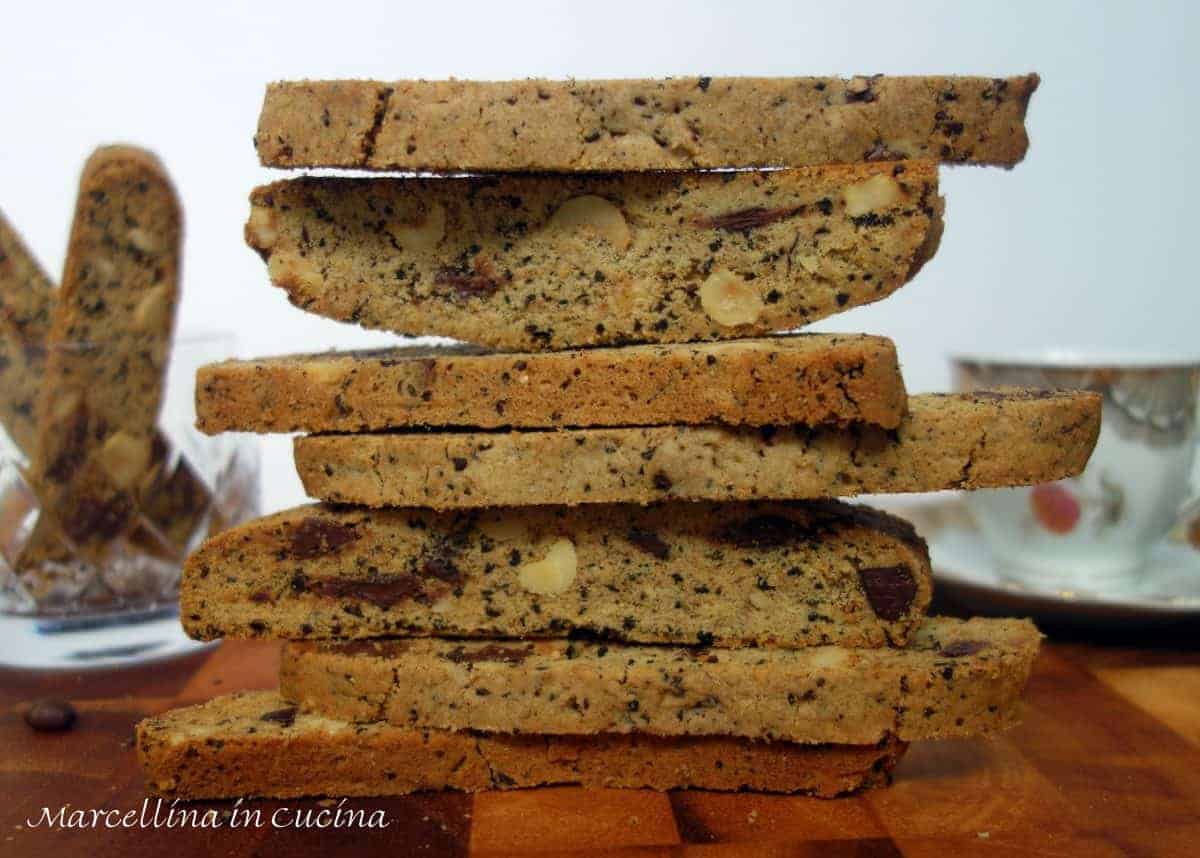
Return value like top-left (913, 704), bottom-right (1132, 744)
top-left (928, 522), bottom-right (1200, 627)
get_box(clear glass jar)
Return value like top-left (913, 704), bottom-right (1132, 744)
top-left (0, 332), bottom-right (259, 669)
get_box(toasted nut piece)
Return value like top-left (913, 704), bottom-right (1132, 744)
top-left (304, 362), bottom-right (347, 387)
top-left (479, 516), bottom-right (530, 544)
top-left (51, 390), bottom-right (83, 423)
top-left (97, 431), bottom-right (152, 489)
top-left (246, 206), bottom-right (279, 250)
top-left (699, 269), bottom-right (764, 327)
top-left (518, 538), bottom-right (577, 595)
top-left (843, 174), bottom-right (902, 217)
top-left (546, 196), bottom-right (630, 250)
top-left (133, 285), bottom-right (172, 333)
top-left (394, 202), bottom-right (446, 252)
top-left (126, 227), bottom-right (161, 254)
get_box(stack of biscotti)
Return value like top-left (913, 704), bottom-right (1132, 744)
top-left (139, 74), bottom-right (1100, 800)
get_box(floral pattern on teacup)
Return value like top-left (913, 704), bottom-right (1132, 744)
top-left (1029, 475), bottom-right (1124, 536)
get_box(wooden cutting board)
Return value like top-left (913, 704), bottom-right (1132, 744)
top-left (2, 622), bottom-right (1198, 857)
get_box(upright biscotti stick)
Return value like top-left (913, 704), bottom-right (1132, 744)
top-left (256, 75), bottom-right (1038, 171)
top-left (181, 499), bottom-right (933, 649)
top-left (295, 390), bottom-right (1102, 509)
top-left (24, 147), bottom-right (182, 560)
top-left (0, 210), bottom-right (54, 456)
top-left (137, 691), bottom-right (907, 799)
top-left (247, 163), bottom-right (942, 350)
top-left (196, 334), bottom-right (908, 433)
top-left (280, 617), bottom-right (1041, 744)
top-left (1, 205), bottom-right (210, 566)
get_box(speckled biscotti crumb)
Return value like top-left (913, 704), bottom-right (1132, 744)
top-left (137, 690), bottom-right (906, 798)
top-left (248, 164), bottom-right (941, 351)
top-left (294, 390), bottom-right (1101, 509)
top-left (0, 209), bottom-right (55, 456)
top-left (20, 146), bottom-right (183, 564)
top-left (181, 499), bottom-right (932, 649)
top-left (196, 334), bottom-right (907, 434)
top-left (256, 75), bottom-right (1037, 171)
top-left (280, 617), bottom-right (1040, 744)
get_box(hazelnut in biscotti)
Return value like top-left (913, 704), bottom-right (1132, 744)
top-left (246, 163), bottom-right (942, 350)
top-left (180, 499), bottom-right (934, 649)
top-left (21, 146), bottom-right (182, 564)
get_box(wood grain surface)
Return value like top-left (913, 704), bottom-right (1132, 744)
top-left (2, 618), bottom-right (1198, 857)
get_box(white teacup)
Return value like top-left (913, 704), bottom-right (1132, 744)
top-left (953, 351), bottom-right (1199, 592)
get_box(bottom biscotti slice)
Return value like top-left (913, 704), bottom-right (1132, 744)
top-left (281, 617), bottom-right (1040, 744)
top-left (137, 691), bottom-right (906, 798)
top-left (294, 390), bottom-right (1101, 508)
top-left (182, 499), bottom-right (933, 649)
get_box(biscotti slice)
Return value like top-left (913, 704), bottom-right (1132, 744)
top-left (197, 334), bottom-right (907, 433)
top-left (0, 209), bottom-right (55, 456)
top-left (21, 147), bottom-right (182, 563)
top-left (280, 616), bottom-right (1041, 744)
top-left (295, 389), bottom-right (1101, 509)
top-left (138, 690), bottom-right (906, 799)
top-left (0, 205), bottom-right (210, 568)
top-left (256, 75), bottom-right (1037, 171)
top-left (248, 164), bottom-right (941, 350)
top-left (182, 499), bottom-right (932, 649)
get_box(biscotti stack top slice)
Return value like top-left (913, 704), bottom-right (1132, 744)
top-left (256, 75), bottom-right (1039, 171)
top-left (141, 72), bottom-right (1076, 802)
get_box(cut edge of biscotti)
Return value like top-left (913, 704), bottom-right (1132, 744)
top-left (195, 333), bottom-right (908, 434)
top-left (255, 74), bottom-right (1038, 171)
top-left (293, 389), bottom-right (1102, 509)
top-left (137, 690), bottom-right (907, 799)
top-left (180, 498), bottom-right (933, 649)
top-left (245, 162), bottom-right (942, 351)
top-left (277, 616), bottom-right (1041, 745)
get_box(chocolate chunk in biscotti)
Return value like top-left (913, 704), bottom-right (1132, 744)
top-left (196, 334), bottom-right (908, 433)
top-left (255, 75), bottom-right (1038, 171)
top-left (246, 163), bottom-right (942, 351)
top-left (21, 146), bottom-right (182, 565)
top-left (293, 389), bottom-right (1102, 509)
top-left (278, 617), bottom-right (1042, 745)
top-left (137, 690), bottom-right (907, 799)
top-left (181, 498), bottom-right (933, 649)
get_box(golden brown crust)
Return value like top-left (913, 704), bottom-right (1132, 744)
top-left (137, 690), bottom-right (907, 798)
top-left (294, 390), bottom-right (1102, 509)
top-left (247, 164), bottom-right (942, 351)
top-left (181, 499), bottom-right (933, 649)
top-left (0, 209), bottom-right (55, 456)
top-left (256, 75), bottom-right (1037, 171)
top-left (279, 617), bottom-right (1041, 744)
top-left (196, 334), bottom-right (907, 433)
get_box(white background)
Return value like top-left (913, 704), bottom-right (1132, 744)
top-left (1, 0), bottom-right (1196, 513)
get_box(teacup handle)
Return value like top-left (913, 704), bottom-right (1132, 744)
top-left (1177, 442), bottom-right (1200, 544)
